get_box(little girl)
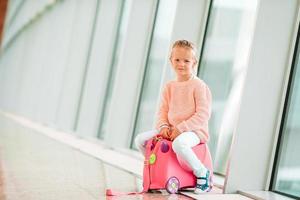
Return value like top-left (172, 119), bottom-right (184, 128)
top-left (135, 39), bottom-right (212, 194)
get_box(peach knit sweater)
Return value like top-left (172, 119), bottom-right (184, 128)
top-left (156, 77), bottom-right (212, 142)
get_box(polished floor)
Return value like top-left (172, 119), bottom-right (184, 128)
top-left (0, 114), bottom-right (253, 200)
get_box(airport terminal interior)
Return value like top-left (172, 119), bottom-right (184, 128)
top-left (0, 0), bottom-right (299, 199)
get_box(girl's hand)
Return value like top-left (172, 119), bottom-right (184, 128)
top-left (160, 127), bottom-right (170, 140)
top-left (169, 128), bottom-right (181, 141)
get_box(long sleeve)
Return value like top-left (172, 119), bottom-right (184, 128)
top-left (176, 82), bottom-right (212, 141)
top-left (156, 85), bottom-right (170, 130)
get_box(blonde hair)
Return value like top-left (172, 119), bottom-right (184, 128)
top-left (170, 39), bottom-right (198, 63)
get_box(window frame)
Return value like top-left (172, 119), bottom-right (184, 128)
top-left (269, 21), bottom-right (300, 199)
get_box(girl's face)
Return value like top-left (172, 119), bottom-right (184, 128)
top-left (170, 47), bottom-right (196, 80)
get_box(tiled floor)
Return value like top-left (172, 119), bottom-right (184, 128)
top-left (0, 114), bottom-right (253, 200)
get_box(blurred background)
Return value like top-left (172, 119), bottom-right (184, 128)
top-left (0, 0), bottom-right (299, 199)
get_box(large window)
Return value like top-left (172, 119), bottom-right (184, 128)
top-left (198, 0), bottom-right (257, 174)
top-left (131, 0), bottom-right (177, 148)
top-left (98, 0), bottom-right (132, 139)
top-left (271, 30), bottom-right (300, 198)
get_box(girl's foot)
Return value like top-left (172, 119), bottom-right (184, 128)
top-left (194, 170), bottom-right (210, 194)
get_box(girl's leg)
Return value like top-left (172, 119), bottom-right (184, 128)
top-left (172, 132), bottom-right (207, 177)
top-left (134, 130), bottom-right (158, 156)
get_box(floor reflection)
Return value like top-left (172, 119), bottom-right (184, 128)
top-left (106, 193), bottom-right (192, 200)
top-left (0, 115), bottom-right (193, 199)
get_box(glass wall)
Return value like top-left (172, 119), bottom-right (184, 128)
top-left (98, 0), bottom-right (132, 139)
top-left (272, 34), bottom-right (300, 198)
top-left (198, 0), bottom-right (257, 174)
top-left (130, 0), bottom-right (177, 148)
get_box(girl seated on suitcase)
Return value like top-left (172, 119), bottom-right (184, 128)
top-left (135, 39), bottom-right (212, 194)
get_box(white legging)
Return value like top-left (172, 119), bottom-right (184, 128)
top-left (134, 130), bottom-right (206, 177)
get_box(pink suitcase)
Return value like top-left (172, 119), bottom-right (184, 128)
top-left (143, 136), bottom-right (213, 193)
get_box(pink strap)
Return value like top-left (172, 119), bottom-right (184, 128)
top-left (105, 189), bottom-right (144, 196)
top-left (105, 157), bottom-right (150, 197)
top-left (106, 137), bottom-right (158, 197)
